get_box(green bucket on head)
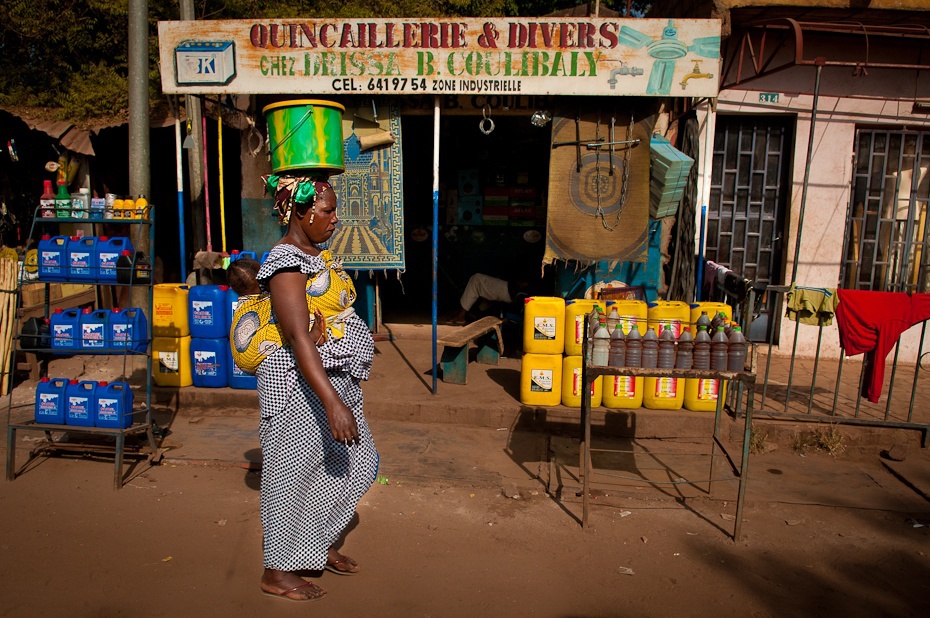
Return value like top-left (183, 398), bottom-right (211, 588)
top-left (263, 99), bottom-right (345, 175)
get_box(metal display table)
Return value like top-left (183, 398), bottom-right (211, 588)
top-left (580, 364), bottom-right (756, 541)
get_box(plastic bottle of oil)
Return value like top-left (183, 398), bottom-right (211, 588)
top-left (657, 325), bottom-right (676, 370)
top-left (711, 325), bottom-right (729, 371)
top-left (728, 325), bottom-right (747, 372)
top-left (641, 328), bottom-right (658, 369)
top-left (608, 324), bottom-right (625, 368)
top-left (592, 317), bottom-right (610, 367)
top-left (645, 325), bottom-right (683, 410)
top-left (684, 325), bottom-right (718, 412)
top-left (624, 323), bottom-right (642, 368)
top-left (676, 327), bottom-right (693, 370)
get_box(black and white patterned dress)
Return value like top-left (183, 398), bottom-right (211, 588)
top-left (255, 243), bottom-right (378, 571)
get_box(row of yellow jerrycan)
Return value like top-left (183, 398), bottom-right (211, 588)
top-left (520, 297), bottom-right (733, 411)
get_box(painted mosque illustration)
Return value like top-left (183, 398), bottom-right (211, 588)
top-left (329, 129), bottom-right (405, 269)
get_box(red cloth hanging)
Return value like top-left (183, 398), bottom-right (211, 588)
top-left (834, 290), bottom-right (930, 403)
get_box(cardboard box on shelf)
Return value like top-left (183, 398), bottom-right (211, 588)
top-left (20, 283), bottom-right (62, 307)
top-left (60, 284), bottom-right (94, 298)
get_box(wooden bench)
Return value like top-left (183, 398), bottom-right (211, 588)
top-left (438, 316), bottom-right (503, 385)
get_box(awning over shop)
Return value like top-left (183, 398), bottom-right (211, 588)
top-left (24, 118), bottom-right (96, 156)
top-left (1, 105), bottom-right (183, 157)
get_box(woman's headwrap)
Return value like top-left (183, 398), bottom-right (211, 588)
top-left (261, 174), bottom-right (331, 226)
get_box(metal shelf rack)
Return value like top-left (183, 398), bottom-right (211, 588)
top-left (5, 207), bottom-right (160, 489)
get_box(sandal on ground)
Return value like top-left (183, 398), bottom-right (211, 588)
top-left (325, 555), bottom-right (360, 576)
top-left (261, 581), bottom-right (326, 602)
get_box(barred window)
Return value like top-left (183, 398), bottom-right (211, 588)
top-left (842, 130), bottom-right (930, 292)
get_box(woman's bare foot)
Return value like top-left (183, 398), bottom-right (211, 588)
top-left (326, 547), bottom-right (361, 575)
top-left (260, 568), bottom-right (326, 601)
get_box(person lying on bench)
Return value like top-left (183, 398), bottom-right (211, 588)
top-left (447, 273), bottom-right (532, 326)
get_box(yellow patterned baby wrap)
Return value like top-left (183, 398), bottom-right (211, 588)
top-left (229, 250), bottom-right (357, 374)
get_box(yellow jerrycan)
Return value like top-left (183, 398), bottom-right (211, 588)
top-left (563, 299), bottom-right (605, 357)
top-left (152, 335), bottom-right (193, 387)
top-left (609, 299), bottom-right (648, 336)
top-left (561, 355), bottom-right (602, 408)
top-left (523, 296), bottom-right (565, 355)
top-left (520, 353), bottom-right (563, 406)
top-left (153, 284), bottom-right (190, 337)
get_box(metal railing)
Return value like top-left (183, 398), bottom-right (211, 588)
top-left (730, 284), bottom-right (930, 446)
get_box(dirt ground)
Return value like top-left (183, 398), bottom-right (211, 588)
top-left (1, 447), bottom-right (929, 618)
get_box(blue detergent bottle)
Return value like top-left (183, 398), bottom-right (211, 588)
top-left (50, 308), bottom-right (81, 350)
top-left (227, 344), bottom-right (257, 390)
top-left (79, 308), bottom-right (109, 350)
top-left (35, 377), bottom-right (68, 424)
top-left (94, 381), bottom-right (134, 429)
top-left (67, 235), bottom-right (97, 282)
top-left (97, 236), bottom-right (133, 283)
top-left (191, 337), bottom-right (229, 388)
top-left (38, 235), bottom-right (69, 281)
top-left (189, 285), bottom-right (230, 339)
top-left (111, 307), bottom-right (149, 352)
top-left (65, 379), bottom-right (96, 427)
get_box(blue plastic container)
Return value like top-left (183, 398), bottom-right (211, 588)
top-left (67, 235), bottom-right (98, 282)
top-left (38, 235), bottom-right (69, 281)
top-left (109, 307), bottom-right (148, 352)
top-left (94, 381), bottom-right (134, 429)
top-left (227, 345), bottom-right (257, 390)
top-left (79, 308), bottom-right (109, 350)
top-left (238, 250), bottom-right (258, 261)
top-left (260, 251), bottom-right (270, 264)
top-left (97, 236), bottom-right (133, 283)
top-left (50, 308), bottom-right (81, 350)
top-left (65, 380), bottom-right (96, 427)
top-left (35, 377), bottom-right (68, 424)
top-left (191, 337), bottom-right (229, 387)
top-left (226, 287), bottom-right (241, 333)
top-left (189, 285), bottom-right (230, 339)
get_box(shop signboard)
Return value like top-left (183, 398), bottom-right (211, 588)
top-left (158, 17), bottom-right (721, 97)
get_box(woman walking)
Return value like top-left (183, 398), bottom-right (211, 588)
top-left (254, 176), bottom-right (378, 601)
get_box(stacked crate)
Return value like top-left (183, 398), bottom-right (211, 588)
top-left (649, 135), bottom-right (694, 218)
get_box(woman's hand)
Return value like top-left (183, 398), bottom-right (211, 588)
top-left (310, 308), bottom-right (327, 346)
top-left (325, 399), bottom-right (359, 444)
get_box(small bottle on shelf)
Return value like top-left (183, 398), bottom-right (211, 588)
top-left (54, 179), bottom-right (71, 218)
top-left (40, 180), bottom-right (56, 218)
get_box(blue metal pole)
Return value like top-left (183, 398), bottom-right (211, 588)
top-left (696, 204), bottom-right (706, 301)
top-left (431, 96), bottom-right (440, 394)
top-left (174, 112), bottom-right (187, 282)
